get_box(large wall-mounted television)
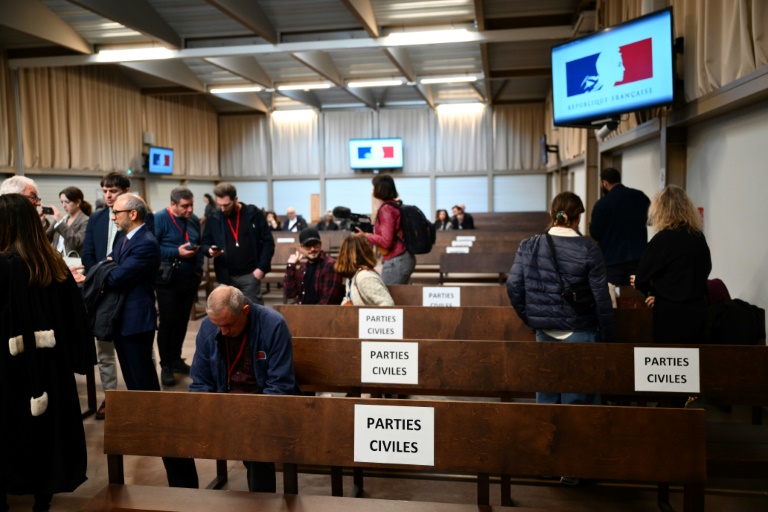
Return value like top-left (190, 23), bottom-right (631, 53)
top-left (551, 7), bottom-right (674, 128)
top-left (147, 146), bottom-right (174, 175)
top-left (349, 138), bottom-right (403, 170)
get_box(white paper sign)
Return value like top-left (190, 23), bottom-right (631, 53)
top-left (354, 405), bottom-right (434, 466)
top-left (446, 247), bottom-right (470, 254)
top-left (359, 308), bottom-right (404, 339)
top-left (451, 240), bottom-right (473, 247)
top-left (634, 347), bottom-right (700, 393)
top-left (422, 287), bottom-right (460, 307)
top-left (361, 342), bottom-right (418, 384)
top-left (455, 236), bottom-right (476, 241)
top-left (276, 237), bottom-right (296, 243)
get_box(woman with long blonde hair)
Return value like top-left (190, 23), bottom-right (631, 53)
top-left (0, 194), bottom-right (92, 511)
top-left (633, 185), bottom-right (711, 343)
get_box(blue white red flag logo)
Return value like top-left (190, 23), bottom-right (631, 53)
top-left (358, 146), bottom-right (395, 159)
top-left (565, 38), bottom-right (653, 97)
top-left (152, 154), bottom-right (170, 166)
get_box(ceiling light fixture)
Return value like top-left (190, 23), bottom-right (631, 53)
top-left (436, 102), bottom-right (485, 114)
top-left (277, 83), bottom-right (332, 91)
top-left (420, 76), bottom-right (478, 85)
top-left (97, 46), bottom-right (173, 62)
top-left (347, 79), bottom-right (403, 88)
top-left (384, 28), bottom-right (472, 46)
top-left (210, 85), bottom-right (263, 94)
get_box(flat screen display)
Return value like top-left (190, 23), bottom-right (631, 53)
top-left (551, 8), bottom-right (674, 128)
top-left (148, 146), bottom-right (174, 175)
top-left (349, 138), bottom-right (403, 170)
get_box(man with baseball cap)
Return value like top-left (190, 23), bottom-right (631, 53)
top-left (283, 228), bottom-right (344, 305)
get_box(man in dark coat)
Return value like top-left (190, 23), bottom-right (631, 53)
top-left (589, 168), bottom-right (650, 286)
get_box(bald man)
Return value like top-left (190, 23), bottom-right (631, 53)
top-left (282, 207), bottom-right (307, 232)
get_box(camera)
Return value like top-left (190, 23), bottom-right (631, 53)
top-left (332, 206), bottom-right (374, 233)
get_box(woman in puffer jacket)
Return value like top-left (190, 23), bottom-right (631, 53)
top-left (506, 191), bottom-right (614, 405)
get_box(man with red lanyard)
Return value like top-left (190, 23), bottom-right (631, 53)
top-left (153, 186), bottom-right (203, 386)
top-left (162, 285), bottom-right (300, 491)
top-left (202, 182), bottom-right (275, 306)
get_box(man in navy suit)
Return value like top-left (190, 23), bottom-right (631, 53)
top-left (81, 172), bottom-right (131, 418)
top-left (105, 193), bottom-right (161, 391)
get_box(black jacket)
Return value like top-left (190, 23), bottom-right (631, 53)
top-left (589, 184), bottom-right (650, 266)
top-left (507, 232), bottom-right (615, 342)
top-left (82, 260), bottom-right (124, 341)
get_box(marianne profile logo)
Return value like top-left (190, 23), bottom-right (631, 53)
top-left (358, 145), bottom-right (396, 160)
top-left (566, 38), bottom-right (653, 97)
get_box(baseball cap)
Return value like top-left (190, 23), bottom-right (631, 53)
top-left (299, 228), bottom-right (321, 246)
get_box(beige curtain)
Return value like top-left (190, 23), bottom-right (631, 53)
top-left (435, 105), bottom-right (488, 173)
top-left (270, 110), bottom-right (320, 176)
top-left (600, 0), bottom-right (643, 28)
top-left (492, 104), bottom-right (545, 171)
top-left (19, 68), bottom-right (71, 168)
top-left (673, 0), bottom-right (768, 101)
top-left (67, 66), bottom-right (142, 172)
top-left (219, 114), bottom-right (269, 177)
top-left (322, 110), bottom-right (374, 176)
top-left (143, 95), bottom-right (219, 177)
top-left (0, 50), bottom-right (12, 168)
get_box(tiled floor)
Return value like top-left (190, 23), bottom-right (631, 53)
top-left (7, 291), bottom-right (768, 510)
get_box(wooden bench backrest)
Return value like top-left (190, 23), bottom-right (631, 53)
top-left (273, 305), bottom-right (653, 343)
top-left (293, 338), bottom-right (768, 404)
top-left (105, 390), bottom-right (706, 484)
top-left (388, 285), bottom-right (510, 307)
top-left (440, 253), bottom-right (514, 274)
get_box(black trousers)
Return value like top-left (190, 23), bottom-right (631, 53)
top-left (113, 330), bottom-right (160, 391)
top-left (163, 458), bottom-right (276, 492)
top-left (155, 273), bottom-right (201, 368)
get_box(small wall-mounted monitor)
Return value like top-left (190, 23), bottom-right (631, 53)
top-left (349, 138), bottom-right (403, 170)
top-left (551, 8), bottom-right (674, 128)
top-left (147, 146), bottom-right (174, 175)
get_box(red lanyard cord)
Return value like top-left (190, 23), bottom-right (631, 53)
top-left (225, 332), bottom-right (248, 389)
top-left (226, 204), bottom-right (241, 247)
top-left (166, 207), bottom-right (190, 244)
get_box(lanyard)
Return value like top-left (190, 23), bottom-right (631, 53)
top-left (166, 207), bottom-right (190, 244)
top-left (226, 204), bottom-right (241, 247)
top-left (225, 332), bottom-right (248, 390)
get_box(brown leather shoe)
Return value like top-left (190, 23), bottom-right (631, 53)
top-left (95, 400), bottom-right (106, 420)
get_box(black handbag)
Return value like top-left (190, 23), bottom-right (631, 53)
top-left (156, 259), bottom-right (180, 285)
top-left (545, 233), bottom-right (595, 315)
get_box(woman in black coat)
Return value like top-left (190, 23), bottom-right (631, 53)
top-left (632, 185), bottom-right (711, 343)
top-left (0, 194), bottom-right (92, 512)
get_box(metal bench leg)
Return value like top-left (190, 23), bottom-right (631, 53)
top-left (206, 460), bottom-right (229, 489)
top-left (353, 468), bottom-right (364, 497)
top-left (331, 466), bottom-right (344, 496)
top-left (283, 463), bottom-right (299, 494)
top-left (501, 474), bottom-right (513, 506)
top-left (477, 473), bottom-right (490, 506)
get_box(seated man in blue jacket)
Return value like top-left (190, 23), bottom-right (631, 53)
top-left (163, 285), bottom-right (300, 491)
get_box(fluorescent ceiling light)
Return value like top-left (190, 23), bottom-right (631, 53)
top-left (97, 47), bottom-right (173, 62)
top-left (272, 109), bottom-right (317, 120)
top-left (210, 86), bottom-right (263, 94)
top-left (347, 79), bottom-right (403, 88)
top-left (277, 83), bottom-right (332, 91)
top-left (421, 76), bottom-right (478, 85)
top-left (436, 103), bottom-right (485, 114)
top-left (384, 28), bottom-right (472, 46)
top-left (388, 10), bottom-right (471, 20)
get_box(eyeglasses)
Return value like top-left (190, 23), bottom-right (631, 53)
top-left (24, 194), bottom-right (41, 204)
top-left (111, 209), bottom-right (135, 215)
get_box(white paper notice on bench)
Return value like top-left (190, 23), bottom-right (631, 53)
top-left (455, 236), bottom-right (476, 241)
top-left (451, 240), bottom-right (473, 247)
top-left (361, 341), bottom-right (418, 384)
top-left (354, 404), bottom-right (434, 466)
top-left (422, 287), bottom-right (460, 307)
top-left (634, 347), bottom-right (700, 393)
top-left (276, 238), bottom-right (296, 243)
top-left (446, 247), bottom-right (470, 253)
top-left (359, 308), bottom-right (404, 339)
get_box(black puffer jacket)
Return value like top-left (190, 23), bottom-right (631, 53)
top-left (507, 232), bottom-right (615, 342)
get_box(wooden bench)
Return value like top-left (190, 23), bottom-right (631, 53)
top-left (467, 212), bottom-right (551, 232)
top-left (292, 338), bottom-right (768, 484)
top-left (87, 390), bottom-right (706, 511)
top-left (388, 284), bottom-right (510, 307)
top-left (273, 305), bottom-right (654, 344)
top-left (439, 253), bottom-right (514, 284)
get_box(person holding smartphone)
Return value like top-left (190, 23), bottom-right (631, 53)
top-left (153, 186), bottom-right (204, 387)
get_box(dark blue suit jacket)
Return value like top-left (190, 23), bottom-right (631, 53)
top-left (82, 208), bottom-right (155, 272)
top-left (106, 225), bottom-right (160, 337)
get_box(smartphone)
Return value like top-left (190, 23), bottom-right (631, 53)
top-left (42, 206), bottom-right (54, 215)
top-left (186, 244), bottom-right (201, 251)
top-left (210, 245), bottom-right (222, 253)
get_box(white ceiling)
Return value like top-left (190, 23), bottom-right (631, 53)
top-left (1, 0), bottom-right (597, 113)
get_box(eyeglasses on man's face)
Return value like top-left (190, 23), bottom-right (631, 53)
top-left (111, 209), bottom-right (135, 216)
top-left (24, 193), bottom-right (41, 204)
